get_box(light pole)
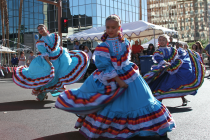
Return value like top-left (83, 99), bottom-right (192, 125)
top-left (37, 0), bottom-right (62, 46)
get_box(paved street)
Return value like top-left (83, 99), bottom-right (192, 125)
top-left (0, 77), bottom-right (210, 140)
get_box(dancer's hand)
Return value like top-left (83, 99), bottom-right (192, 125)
top-left (164, 62), bottom-right (171, 66)
top-left (118, 80), bottom-right (128, 88)
top-left (114, 76), bottom-right (128, 88)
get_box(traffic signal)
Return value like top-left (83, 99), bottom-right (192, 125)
top-left (61, 17), bottom-right (68, 33)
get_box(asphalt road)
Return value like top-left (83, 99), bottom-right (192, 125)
top-left (0, 77), bottom-right (210, 140)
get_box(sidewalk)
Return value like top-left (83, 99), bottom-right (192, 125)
top-left (0, 78), bottom-right (13, 82)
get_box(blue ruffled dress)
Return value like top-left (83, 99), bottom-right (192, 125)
top-left (143, 47), bottom-right (205, 100)
top-left (55, 37), bottom-right (175, 139)
top-left (13, 33), bottom-right (89, 100)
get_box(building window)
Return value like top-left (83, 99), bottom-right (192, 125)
top-left (180, 12), bottom-right (183, 15)
top-left (195, 2), bottom-right (198, 7)
top-left (191, 25), bottom-right (194, 29)
top-left (201, 17), bottom-right (203, 21)
top-left (200, 2), bottom-right (203, 7)
top-left (195, 17), bottom-right (198, 22)
top-left (191, 33), bottom-right (194, 37)
top-left (196, 32), bottom-right (199, 37)
top-left (191, 18), bottom-right (194, 22)
top-left (181, 26), bottom-right (184, 30)
top-left (195, 10), bottom-right (198, 14)
top-left (182, 34), bottom-right (184, 38)
top-left (185, 11), bottom-right (188, 15)
top-left (185, 18), bottom-right (188, 22)
top-left (185, 3), bottom-right (188, 7)
top-left (186, 34), bottom-right (189, 37)
top-left (201, 25), bottom-right (204, 30)
top-left (190, 3), bottom-right (193, 7)
top-left (190, 11), bottom-right (194, 15)
top-left (201, 32), bottom-right (205, 37)
top-left (186, 26), bottom-right (189, 30)
top-left (180, 4), bottom-right (183, 8)
top-left (196, 25), bottom-right (199, 30)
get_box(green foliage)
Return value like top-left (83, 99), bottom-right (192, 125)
top-left (187, 39), bottom-right (209, 49)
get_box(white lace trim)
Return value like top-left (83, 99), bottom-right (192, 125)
top-left (36, 42), bottom-right (45, 49)
top-left (40, 52), bottom-right (49, 57)
top-left (93, 69), bottom-right (118, 83)
top-left (94, 51), bottom-right (111, 59)
top-left (93, 67), bottom-right (139, 86)
top-left (158, 60), bottom-right (167, 67)
top-left (112, 60), bottom-right (130, 70)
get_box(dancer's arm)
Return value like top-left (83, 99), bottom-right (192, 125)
top-left (44, 56), bottom-right (52, 66)
top-left (114, 76), bottom-right (128, 88)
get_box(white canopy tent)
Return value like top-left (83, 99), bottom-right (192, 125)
top-left (66, 20), bottom-right (178, 47)
top-left (0, 46), bottom-right (16, 53)
top-left (0, 45), bottom-right (16, 66)
top-left (141, 35), bottom-right (188, 49)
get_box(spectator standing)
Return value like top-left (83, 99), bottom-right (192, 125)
top-left (204, 43), bottom-right (210, 77)
top-left (73, 41), bottom-right (80, 50)
top-left (11, 54), bottom-right (19, 66)
top-left (131, 40), bottom-right (143, 61)
top-left (146, 43), bottom-right (155, 55)
top-left (18, 51), bottom-right (26, 66)
top-left (79, 45), bottom-right (92, 60)
top-left (169, 36), bottom-right (175, 47)
top-left (27, 51), bottom-right (36, 66)
top-left (196, 41), bottom-right (204, 55)
top-left (191, 44), bottom-right (197, 51)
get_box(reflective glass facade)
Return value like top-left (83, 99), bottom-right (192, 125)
top-left (0, 0), bottom-right (140, 49)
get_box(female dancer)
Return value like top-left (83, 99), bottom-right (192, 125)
top-left (143, 35), bottom-right (205, 106)
top-left (55, 15), bottom-right (175, 140)
top-left (13, 24), bottom-right (89, 101)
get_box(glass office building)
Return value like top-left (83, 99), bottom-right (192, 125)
top-left (0, 0), bottom-right (141, 50)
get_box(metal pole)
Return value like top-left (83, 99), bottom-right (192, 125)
top-left (153, 29), bottom-right (156, 48)
top-left (37, 0), bottom-right (62, 46)
top-left (58, 0), bottom-right (62, 46)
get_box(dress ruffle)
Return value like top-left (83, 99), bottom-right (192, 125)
top-left (74, 100), bottom-right (175, 140)
top-left (13, 50), bottom-right (89, 97)
top-left (55, 88), bottom-right (126, 115)
top-left (144, 49), bottom-right (205, 100)
top-left (13, 58), bottom-right (55, 89)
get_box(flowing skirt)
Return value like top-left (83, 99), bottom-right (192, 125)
top-left (143, 49), bottom-right (205, 100)
top-left (13, 49), bottom-right (89, 100)
top-left (55, 74), bottom-right (175, 139)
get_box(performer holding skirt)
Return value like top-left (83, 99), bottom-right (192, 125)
top-left (55, 15), bottom-right (175, 140)
top-left (13, 24), bottom-right (89, 101)
top-left (143, 35), bottom-right (205, 105)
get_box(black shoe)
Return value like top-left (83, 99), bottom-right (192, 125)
top-left (205, 74), bottom-right (210, 78)
top-left (182, 99), bottom-right (190, 106)
top-left (160, 133), bottom-right (170, 140)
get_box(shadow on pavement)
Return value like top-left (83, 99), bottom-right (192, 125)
top-left (167, 106), bottom-right (192, 114)
top-left (34, 131), bottom-right (160, 140)
top-left (0, 100), bottom-right (55, 112)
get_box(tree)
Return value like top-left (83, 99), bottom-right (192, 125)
top-left (17, 0), bottom-right (23, 49)
top-left (2, 0), bottom-right (9, 48)
top-left (16, 25), bottom-right (27, 44)
top-left (0, 0), bottom-right (5, 46)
